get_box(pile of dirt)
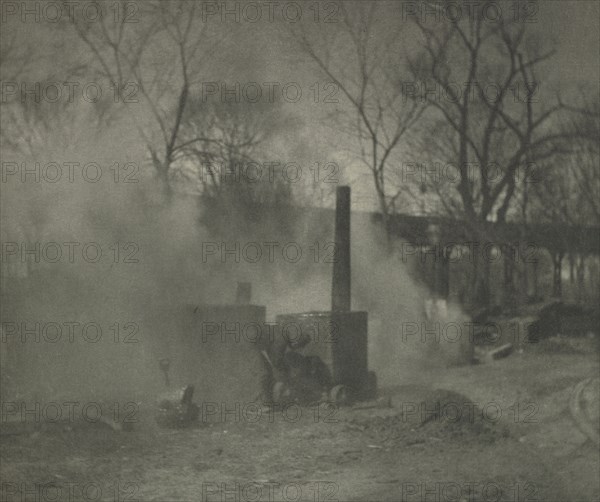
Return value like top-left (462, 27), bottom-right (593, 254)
top-left (344, 389), bottom-right (510, 446)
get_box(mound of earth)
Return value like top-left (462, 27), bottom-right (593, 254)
top-left (344, 389), bottom-right (510, 446)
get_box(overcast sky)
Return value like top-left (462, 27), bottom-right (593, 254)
top-left (539, 0), bottom-right (599, 84)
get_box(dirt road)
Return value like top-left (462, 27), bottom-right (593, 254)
top-left (1, 351), bottom-right (598, 502)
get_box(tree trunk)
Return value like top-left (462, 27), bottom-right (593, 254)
top-left (470, 247), bottom-right (479, 308)
top-left (552, 251), bottom-right (564, 298)
top-left (481, 248), bottom-right (491, 307)
top-left (532, 258), bottom-right (539, 299)
top-left (436, 245), bottom-right (450, 300)
top-left (470, 241), bottom-right (491, 308)
top-left (569, 253), bottom-right (575, 284)
top-left (576, 254), bottom-right (586, 303)
top-left (502, 243), bottom-right (516, 312)
top-left (521, 260), bottom-right (529, 303)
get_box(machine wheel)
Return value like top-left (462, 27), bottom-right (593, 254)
top-left (330, 385), bottom-right (351, 405)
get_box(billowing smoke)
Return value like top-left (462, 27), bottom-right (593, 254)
top-left (0, 110), bottom-right (334, 406)
top-left (1, 122), bottom-right (465, 408)
top-left (351, 218), bottom-right (470, 387)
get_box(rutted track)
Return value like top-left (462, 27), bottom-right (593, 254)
top-left (570, 377), bottom-right (600, 446)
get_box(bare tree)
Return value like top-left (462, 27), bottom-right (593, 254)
top-left (0, 34), bottom-right (76, 155)
top-left (294, 2), bottom-right (427, 240)
top-left (173, 100), bottom-right (274, 197)
top-left (527, 99), bottom-right (600, 301)
top-left (407, 0), bottom-right (576, 304)
top-left (70, 0), bottom-right (221, 200)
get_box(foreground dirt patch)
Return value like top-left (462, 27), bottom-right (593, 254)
top-left (1, 352), bottom-right (597, 501)
top-left (0, 400), bottom-right (563, 501)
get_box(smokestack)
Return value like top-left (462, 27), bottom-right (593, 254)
top-left (331, 186), bottom-right (351, 312)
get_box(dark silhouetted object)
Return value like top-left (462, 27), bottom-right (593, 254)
top-left (332, 186), bottom-right (351, 312)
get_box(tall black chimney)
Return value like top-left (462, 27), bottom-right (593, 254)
top-left (331, 186), bottom-right (351, 312)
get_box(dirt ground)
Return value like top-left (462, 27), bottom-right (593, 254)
top-left (1, 347), bottom-right (599, 502)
